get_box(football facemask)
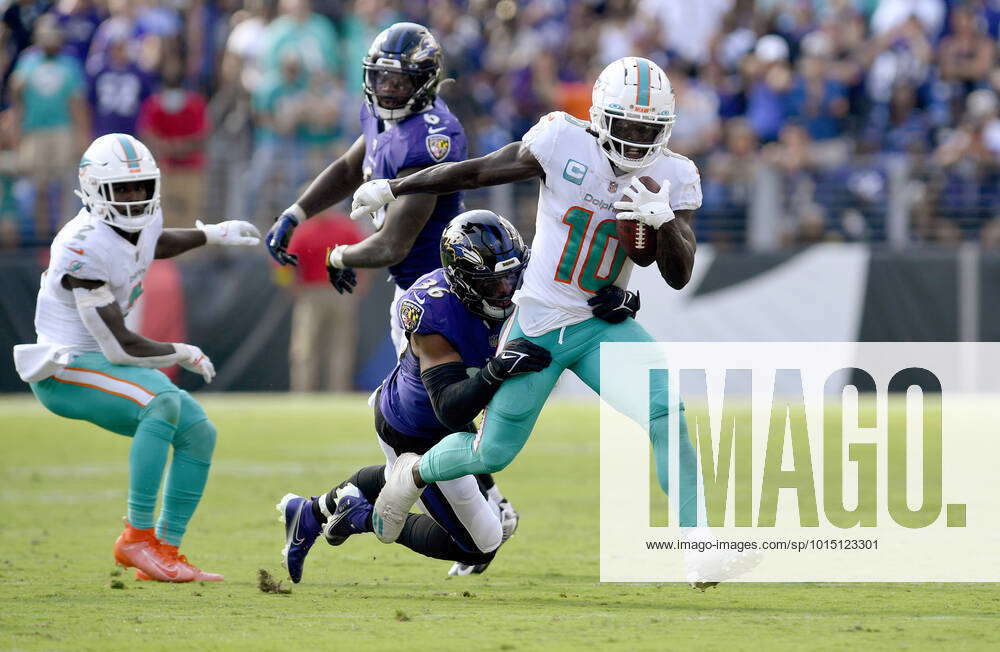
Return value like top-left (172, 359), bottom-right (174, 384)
top-left (365, 68), bottom-right (421, 110)
top-left (103, 179), bottom-right (158, 220)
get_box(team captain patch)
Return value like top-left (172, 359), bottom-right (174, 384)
top-left (399, 299), bottom-right (425, 332)
top-left (426, 134), bottom-right (451, 162)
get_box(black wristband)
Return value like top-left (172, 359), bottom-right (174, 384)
top-left (420, 361), bottom-right (500, 431)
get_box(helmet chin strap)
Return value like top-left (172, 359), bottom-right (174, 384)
top-left (381, 97), bottom-right (436, 119)
top-left (600, 141), bottom-right (650, 175)
top-left (594, 118), bottom-right (661, 174)
top-left (481, 300), bottom-right (513, 321)
top-left (375, 96), bottom-right (417, 122)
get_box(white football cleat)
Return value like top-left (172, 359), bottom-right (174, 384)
top-left (448, 562), bottom-right (479, 576)
top-left (683, 528), bottom-right (762, 590)
top-left (372, 452), bottom-right (422, 543)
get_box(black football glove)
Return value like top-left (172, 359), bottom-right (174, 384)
top-left (481, 338), bottom-right (552, 386)
top-left (588, 286), bottom-right (640, 324)
top-left (327, 266), bottom-right (357, 294)
top-left (325, 248), bottom-right (358, 294)
top-left (266, 211), bottom-right (299, 266)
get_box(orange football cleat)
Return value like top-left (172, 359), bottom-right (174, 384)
top-left (134, 541), bottom-right (224, 582)
top-left (113, 520), bottom-right (188, 582)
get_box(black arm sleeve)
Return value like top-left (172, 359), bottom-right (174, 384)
top-left (420, 361), bottom-right (500, 432)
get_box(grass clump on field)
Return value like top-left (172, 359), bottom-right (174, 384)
top-left (257, 568), bottom-right (292, 594)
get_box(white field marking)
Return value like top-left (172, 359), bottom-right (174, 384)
top-left (2, 463), bottom-right (122, 478)
top-left (0, 488), bottom-right (123, 504)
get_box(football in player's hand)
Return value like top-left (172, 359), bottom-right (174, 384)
top-left (615, 176), bottom-right (659, 267)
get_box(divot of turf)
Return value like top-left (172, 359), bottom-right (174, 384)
top-left (257, 569), bottom-right (291, 594)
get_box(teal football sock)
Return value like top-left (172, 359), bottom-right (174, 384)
top-left (157, 419), bottom-right (216, 546)
top-left (128, 393), bottom-right (181, 529)
top-left (157, 451), bottom-right (211, 546)
top-left (419, 432), bottom-right (486, 482)
top-left (649, 399), bottom-right (698, 527)
top-left (128, 417), bottom-right (175, 530)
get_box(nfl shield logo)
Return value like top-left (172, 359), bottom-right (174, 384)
top-left (426, 134), bottom-right (451, 162)
top-left (608, 181), bottom-right (618, 193)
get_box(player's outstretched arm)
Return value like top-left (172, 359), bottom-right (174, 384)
top-left (333, 166), bottom-right (438, 270)
top-left (391, 142), bottom-right (543, 195)
top-left (64, 276), bottom-right (216, 383)
top-left (655, 209), bottom-right (696, 290)
top-left (155, 220), bottom-right (260, 259)
top-left (415, 332), bottom-right (552, 431)
top-left (266, 136), bottom-right (366, 266)
top-left (350, 142), bottom-right (543, 221)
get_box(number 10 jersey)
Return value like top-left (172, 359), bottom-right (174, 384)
top-left (513, 111), bottom-right (702, 337)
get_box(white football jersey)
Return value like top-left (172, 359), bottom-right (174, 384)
top-left (514, 111), bottom-right (702, 336)
top-left (34, 208), bottom-right (162, 352)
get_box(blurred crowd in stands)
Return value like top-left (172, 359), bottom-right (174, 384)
top-left (3, 0), bottom-right (1000, 250)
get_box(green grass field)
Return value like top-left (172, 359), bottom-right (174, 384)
top-left (1, 394), bottom-right (998, 651)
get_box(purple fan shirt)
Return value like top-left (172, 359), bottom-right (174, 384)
top-left (88, 62), bottom-right (153, 137)
top-left (53, 7), bottom-right (103, 64)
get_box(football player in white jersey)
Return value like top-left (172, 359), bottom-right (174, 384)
top-left (350, 57), bottom-right (757, 587)
top-left (12, 134), bottom-right (260, 583)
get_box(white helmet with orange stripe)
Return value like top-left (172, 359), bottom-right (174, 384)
top-left (589, 57), bottom-right (676, 171)
top-left (75, 133), bottom-right (161, 232)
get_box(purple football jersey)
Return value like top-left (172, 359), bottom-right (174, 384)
top-left (379, 268), bottom-right (503, 439)
top-left (359, 98), bottom-right (467, 289)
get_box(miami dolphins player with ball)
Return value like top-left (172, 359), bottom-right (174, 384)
top-left (12, 133), bottom-right (260, 583)
top-left (350, 57), bottom-right (759, 588)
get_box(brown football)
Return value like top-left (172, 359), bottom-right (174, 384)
top-left (615, 176), bottom-right (659, 267)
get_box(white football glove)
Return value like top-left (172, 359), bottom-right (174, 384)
top-left (613, 178), bottom-right (675, 230)
top-left (173, 343), bottom-right (216, 384)
top-left (350, 179), bottom-right (396, 223)
top-left (196, 219), bottom-right (261, 246)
